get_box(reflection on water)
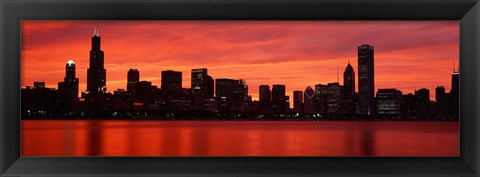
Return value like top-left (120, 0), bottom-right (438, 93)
top-left (21, 120), bottom-right (458, 156)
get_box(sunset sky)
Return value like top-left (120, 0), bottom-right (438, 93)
top-left (21, 21), bottom-right (459, 102)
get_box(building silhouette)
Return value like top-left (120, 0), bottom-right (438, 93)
top-left (127, 68), bottom-right (140, 94)
top-left (259, 85), bottom-right (272, 114)
top-left (216, 78), bottom-right (248, 111)
top-left (341, 62), bottom-right (356, 114)
top-left (358, 44), bottom-right (375, 116)
top-left (450, 71), bottom-right (459, 117)
top-left (135, 81), bottom-right (157, 105)
top-left (303, 86), bottom-right (315, 113)
top-left (161, 70), bottom-right (182, 98)
top-left (326, 83), bottom-right (342, 114)
top-left (314, 84), bottom-right (328, 114)
top-left (272, 84), bottom-right (287, 113)
top-left (415, 88), bottom-right (431, 116)
top-left (451, 72), bottom-right (459, 97)
top-left (22, 82), bottom-right (58, 116)
top-left (293, 91), bottom-right (303, 113)
top-left (216, 78), bottom-right (239, 99)
top-left (86, 26), bottom-right (106, 94)
top-left (58, 60), bottom-right (79, 112)
top-left (435, 86), bottom-right (446, 115)
top-left (376, 88), bottom-right (402, 115)
top-left (343, 62), bottom-right (355, 98)
top-left (401, 93), bottom-right (416, 117)
top-left (191, 68), bottom-right (214, 99)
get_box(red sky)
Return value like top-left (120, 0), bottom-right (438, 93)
top-left (21, 21), bottom-right (459, 102)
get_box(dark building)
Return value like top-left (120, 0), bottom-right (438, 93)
top-left (435, 86), bottom-right (446, 115)
top-left (236, 79), bottom-right (249, 102)
top-left (216, 78), bottom-right (239, 99)
top-left (435, 86), bottom-right (446, 103)
top-left (259, 85), bottom-right (272, 114)
top-left (161, 70), bottom-right (182, 98)
top-left (326, 83), bottom-right (342, 114)
top-left (376, 89), bottom-right (402, 115)
top-left (450, 71), bottom-right (459, 117)
top-left (341, 62), bottom-right (356, 114)
top-left (272, 84), bottom-right (287, 113)
top-left (343, 62), bottom-right (355, 98)
top-left (451, 72), bottom-right (459, 97)
top-left (22, 83), bottom-right (59, 116)
top-left (86, 27), bottom-right (107, 94)
top-left (314, 84), bottom-right (328, 114)
top-left (58, 60), bottom-right (80, 113)
top-left (135, 81), bottom-right (158, 106)
top-left (215, 78), bottom-right (248, 111)
top-left (303, 86), bottom-right (316, 114)
top-left (358, 44), bottom-right (375, 115)
top-left (401, 93), bottom-right (416, 117)
top-left (415, 88), bottom-right (431, 116)
top-left (293, 91), bottom-right (303, 113)
top-left (111, 89), bottom-right (132, 112)
top-left (127, 68), bottom-right (140, 94)
top-left (191, 68), bottom-right (214, 99)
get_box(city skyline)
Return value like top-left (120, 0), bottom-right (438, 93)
top-left (21, 21), bottom-right (459, 102)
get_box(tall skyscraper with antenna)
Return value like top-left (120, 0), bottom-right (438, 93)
top-left (86, 25), bottom-right (107, 94)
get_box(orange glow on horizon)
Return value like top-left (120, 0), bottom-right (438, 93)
top-left (21, 21), bottom-right (459, 103)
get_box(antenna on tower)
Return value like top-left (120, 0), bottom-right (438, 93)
top-left (93, 22), bottom-right (99, 37)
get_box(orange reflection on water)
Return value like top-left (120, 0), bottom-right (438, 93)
top-left (21, 120), bottom-right (459, 156)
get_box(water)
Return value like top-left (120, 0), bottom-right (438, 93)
top-left (21, 120), bottom-right (458, 156)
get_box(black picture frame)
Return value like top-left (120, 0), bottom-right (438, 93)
top-left (1, 0), bottom-right (479, 176)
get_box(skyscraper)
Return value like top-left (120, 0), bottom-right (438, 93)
top-left (86, 26), bottom-right (106, 94)
top-left (326, 83), bottom-right (342, 114)
top-left (314, 84), bottom-right (328, 114)
top-left (450, 71), bottom-right (459, 117)
top-left (451, 72), bottom-right (459, 97)
top-left (293, 91), bottom-right (303, 113)
top-left (272, 84), bottom-right (286, 113)
top-left (343, 62), bottom-right (355, 98)
top-left (58, 60), bottom-right (79, 99)
top-left (259, 85), bottom-right (272, 114)
top-left (58, 60), bottom-right (80, 112)
top-left (358, 44), bottom-right (375, 115)
top-left (341, 62), bottom-right (356, 114)
top-left (127, 68), bottom-right (140, 94)
top-left (161, 70), bottom-right (182, 98)
top-left (191, 68), bottom-right (214, 99)
top-left (303, 86), bottom-right (315, 114)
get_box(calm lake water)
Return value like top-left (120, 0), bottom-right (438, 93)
top-left (21, 120), bottom-right (459, 156)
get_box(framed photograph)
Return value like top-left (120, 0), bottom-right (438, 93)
top-left (1, 0), bottom-right (479, 176)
